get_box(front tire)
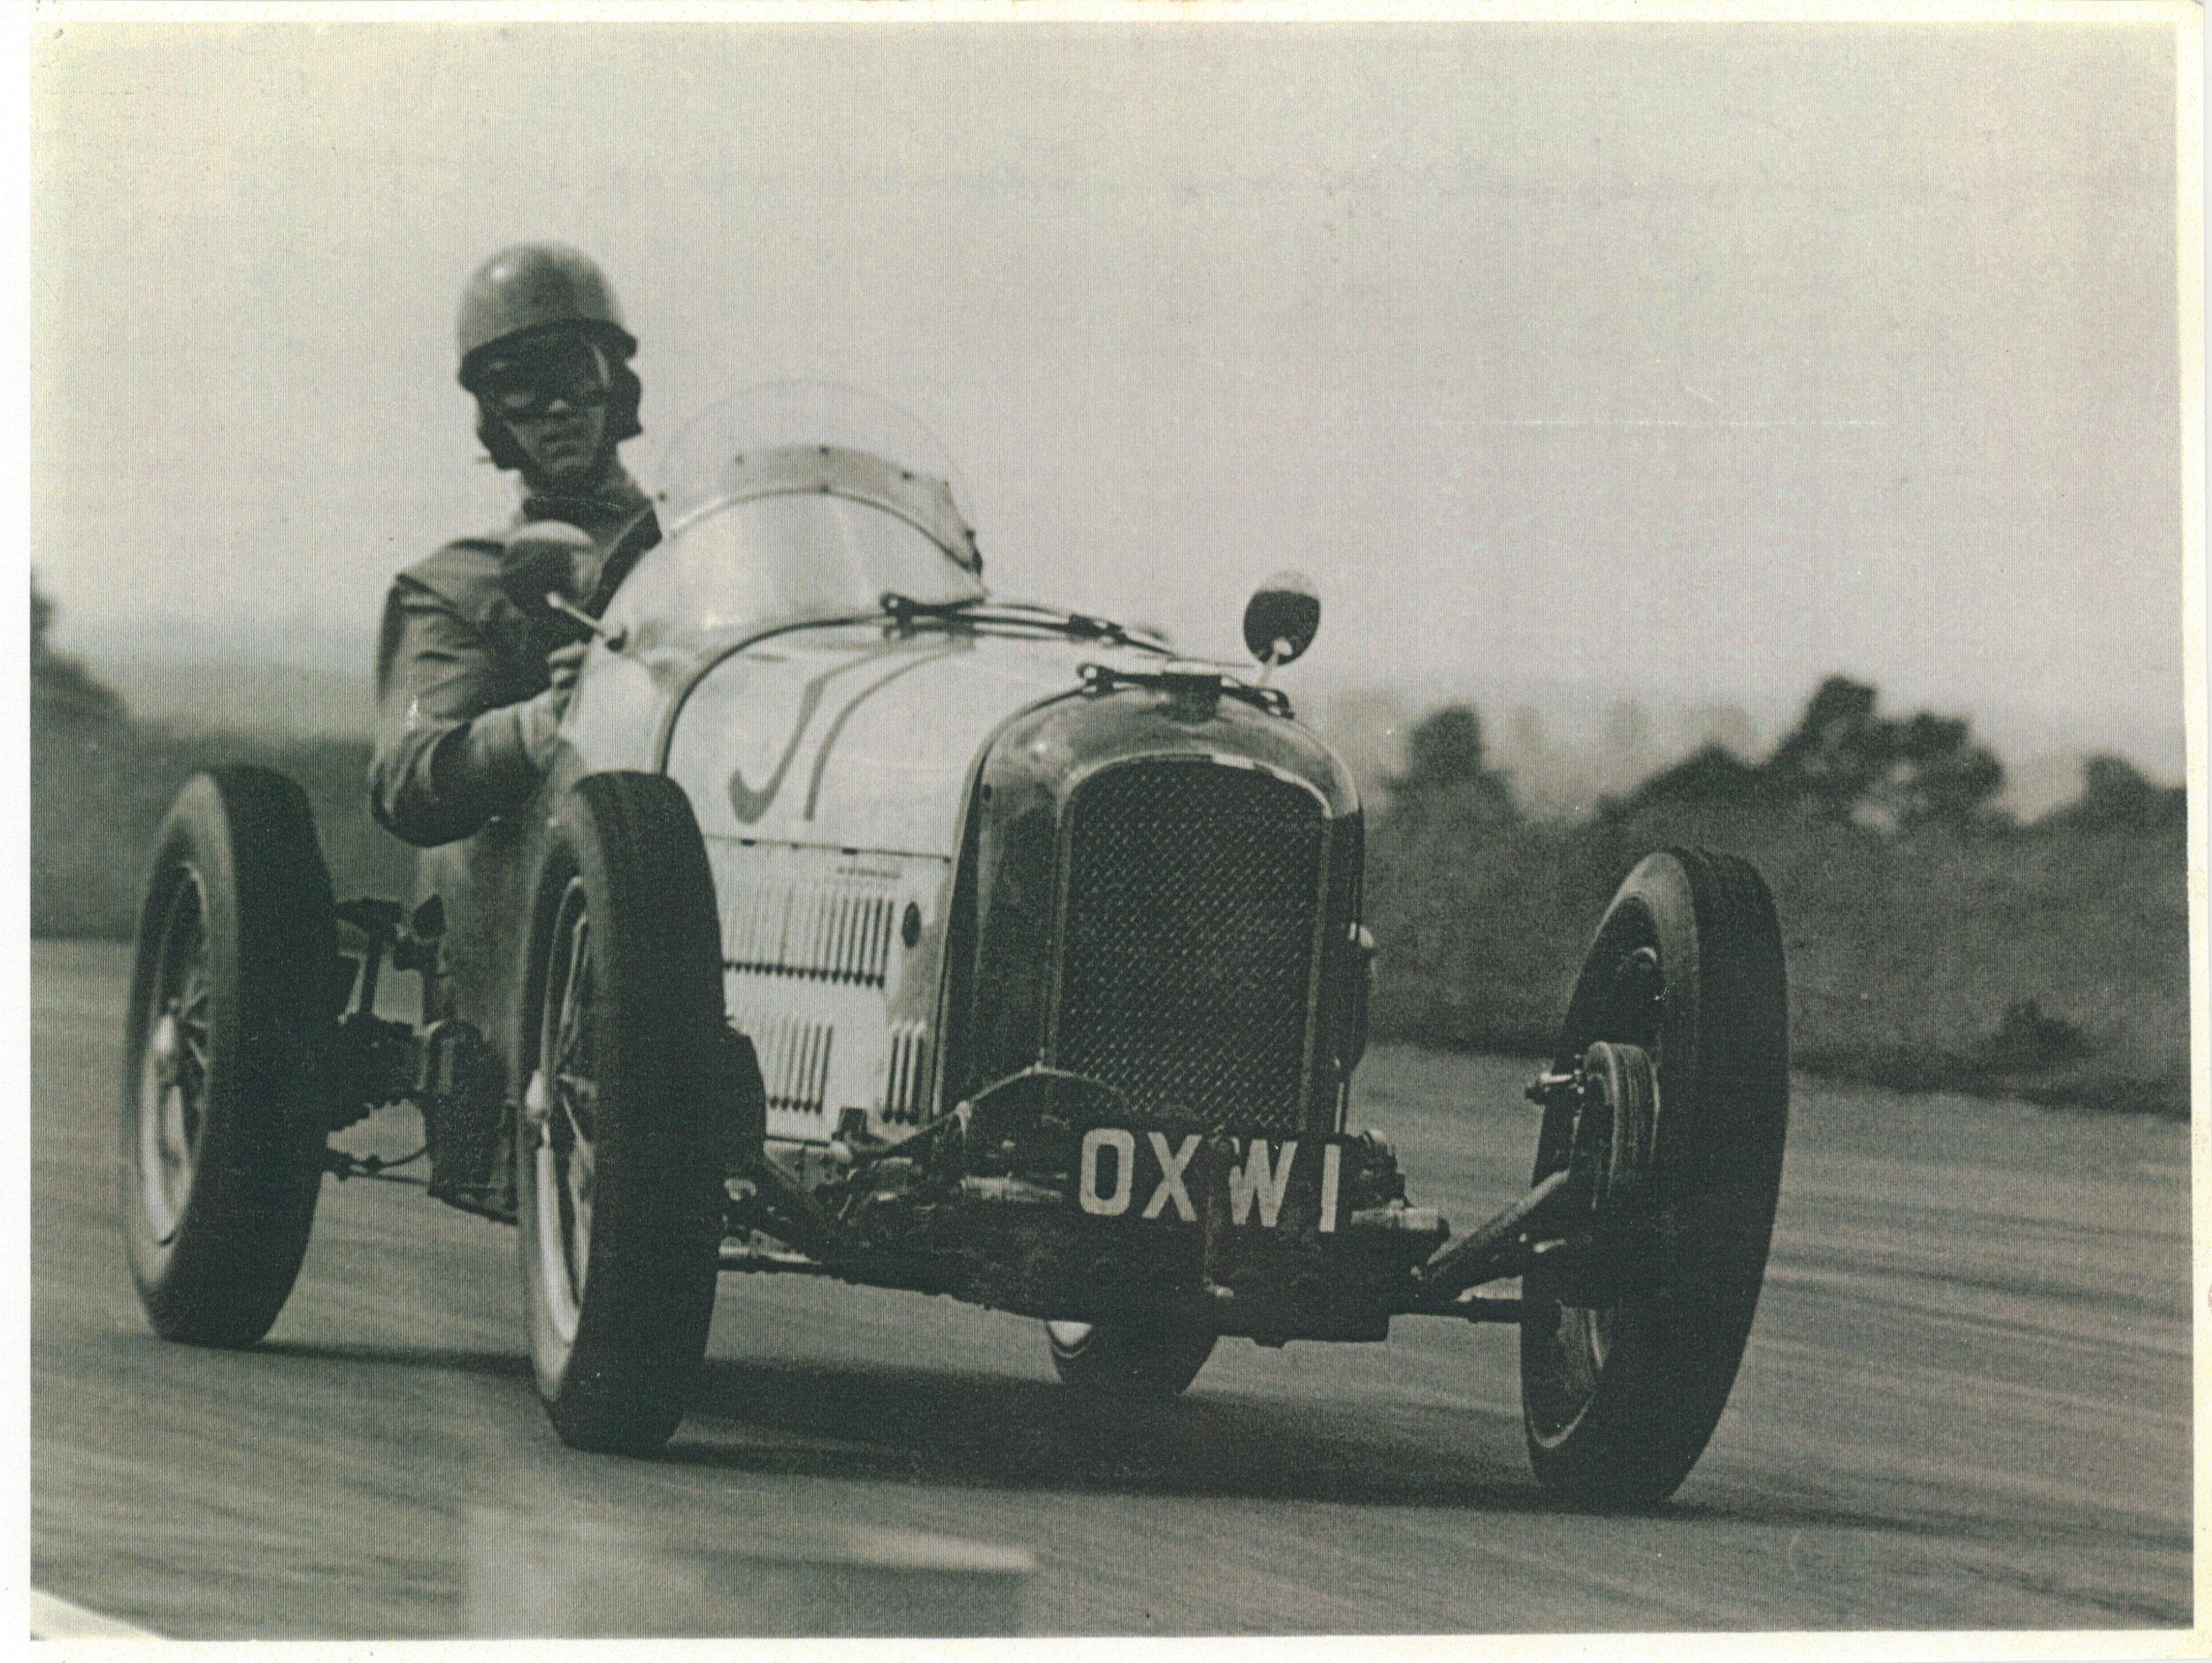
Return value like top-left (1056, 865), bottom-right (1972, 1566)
top-left (1519, 848), bottom-right (1789, 1507)
top-left (516, 773), bottom-right (726, 1454)
top-left (119, 768), bottom-right (337, 1346)
top-left (1046, 1314), bottom-right (1217, 1397)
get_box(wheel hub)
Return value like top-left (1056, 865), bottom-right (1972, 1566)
top-left (148, 1010), bottom-right (180, 1089)
top-left (1539, 1040), bottom-right (1663, 1307)
top-left (1568, 1040), bottom-right (1656, 1217)
top-left (522, 1068), bottom-right (553, 1139)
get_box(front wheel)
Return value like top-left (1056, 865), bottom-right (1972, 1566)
top-left (516, 773), bottom-right (727, 1454)
top-left (119, 769), bottom-right (338, 1346)
top-left (1045, 1314), bottom-right (1217, 1397)
top-left (1519, 847), bottom-right (1789, 1507)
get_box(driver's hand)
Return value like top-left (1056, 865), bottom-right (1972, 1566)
top-left (545, 640), bottom-right (588, 698)
top-left (516, 686), bottom-right (565, 771)
top-left (515, 642), bottom-right (591, 773)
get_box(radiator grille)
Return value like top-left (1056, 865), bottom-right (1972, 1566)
top-left (1053, 762), bottom-right (1325, 1133)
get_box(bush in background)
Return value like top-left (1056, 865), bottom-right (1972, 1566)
top-left (1363, 687), bottom-right (2190, 1118)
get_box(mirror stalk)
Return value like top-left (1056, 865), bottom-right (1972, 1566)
top-left (546, 593), bottom-right (626, 653)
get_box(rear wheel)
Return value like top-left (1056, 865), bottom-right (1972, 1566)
top-left (1519, 847), bottom-right (1789, 1507)
top-left (1046, 1314), bottom-right (1217, 1397)
top-left (516, 773), bottom-right (726, 1454)
top-left (119, 769), bottom-right (337, 1346)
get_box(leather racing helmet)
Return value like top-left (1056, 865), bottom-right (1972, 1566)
top-left (456, 243), bottom-right (643, 464)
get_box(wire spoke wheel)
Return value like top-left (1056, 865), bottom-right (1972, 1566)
top-left (529, 880), bottom-right (599, 1346)
top-left (1518, 847), bottom-right (1788, 1508)
top-left (119, 769), bottom-right (336, 1347)
top-left (515, 773), bottom-right (727, 1455)
top-left (134, 870), bottom-right (211, 1243)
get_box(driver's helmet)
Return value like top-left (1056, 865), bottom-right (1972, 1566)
top-left (455, 242), bottom-right (643, 454)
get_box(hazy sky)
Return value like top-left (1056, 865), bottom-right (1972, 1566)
top-left (31, 16), bottom-right (2189, 749)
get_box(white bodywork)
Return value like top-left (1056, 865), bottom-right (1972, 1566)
top-left (666, 628), bottom-right (1161, 1143)
top-left (566, 386), bottom-right (1164, 1146)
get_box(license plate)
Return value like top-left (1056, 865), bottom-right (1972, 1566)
top-left (1073, 1127), bottom-right (1354, 1233)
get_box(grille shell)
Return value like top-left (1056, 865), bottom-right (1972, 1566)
top-left (1048, 760), bottom-right (1329, 1133)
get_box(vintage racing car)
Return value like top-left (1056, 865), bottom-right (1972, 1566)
top-left (120, 383), bottom-right (1789, 1506)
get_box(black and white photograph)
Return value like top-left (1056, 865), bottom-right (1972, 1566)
top-left (26, 4), bottom-right (2202, 1643)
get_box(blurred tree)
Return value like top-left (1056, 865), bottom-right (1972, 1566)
top-left (1765, 674), bottom-right (2002, 832)
top-left (1402, 705), bottom-right (1484, 785)
top-left (1609, 742), bottom-right (1768, 816)
top-left (1884, 712), bottom-right (2005, 831)
top-left (31, 573), bottom-right (127, 726)
top-left (1387, 703), bottom-right (1517, 829)
top-left (2047, 754), bottom-right (2187, 833)
top-left (1765, 676), bottom-right (1887, 818)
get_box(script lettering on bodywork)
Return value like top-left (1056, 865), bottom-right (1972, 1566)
top-left (726, 640), bottom-right (962, 824)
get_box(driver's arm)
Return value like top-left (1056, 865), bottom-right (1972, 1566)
top-left (369, 567), bottom-right (565, 847)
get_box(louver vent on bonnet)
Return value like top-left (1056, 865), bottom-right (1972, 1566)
top-left (720, 875), bottom-right (899, 986)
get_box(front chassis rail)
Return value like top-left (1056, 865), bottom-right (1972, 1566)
top-left (325, 899), bottom-right (1631, 1346)
top-left (715, 1111), bottom-right (1601, 1343)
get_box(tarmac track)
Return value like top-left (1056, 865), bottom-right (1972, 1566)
top-left (30, 940), bottom-right (2193, 1636)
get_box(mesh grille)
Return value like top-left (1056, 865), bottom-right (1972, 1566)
top-left (1054, 762), bottom-right (1325, 1132)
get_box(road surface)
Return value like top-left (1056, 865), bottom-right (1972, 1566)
top-left (31, 939), bottom-right (2193, 1636)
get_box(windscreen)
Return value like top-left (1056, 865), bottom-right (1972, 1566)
top-left (611, 382), bottom-right (987, 638)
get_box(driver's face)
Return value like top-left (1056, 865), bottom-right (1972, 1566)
top-left (480, 335), bottom-right (615, 488)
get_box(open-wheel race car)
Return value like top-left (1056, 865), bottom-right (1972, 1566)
top-left (120, 383), bottom-right (1790, 1506)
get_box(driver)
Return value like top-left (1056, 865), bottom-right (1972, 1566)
top-left (369, 243), bottom-right (659, 847)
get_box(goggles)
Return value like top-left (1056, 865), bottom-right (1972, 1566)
top-left (477, 340), bottom-right (614, 420)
